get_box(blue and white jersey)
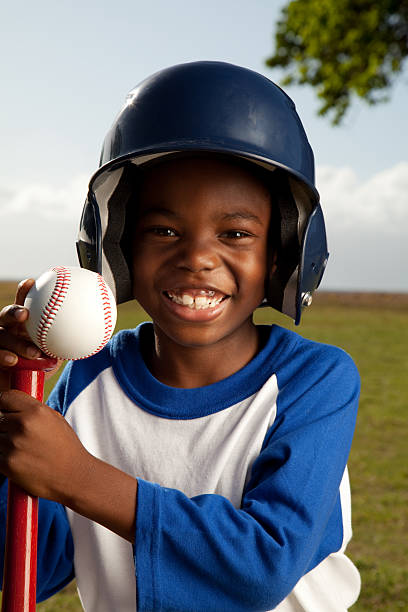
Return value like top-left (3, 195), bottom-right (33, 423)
top-left (0, 323), bottom-right (360, 611)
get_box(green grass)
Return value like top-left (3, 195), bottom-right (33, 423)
top-left (1, 284), bottom-right (407, 610)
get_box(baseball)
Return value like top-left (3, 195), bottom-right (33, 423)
top-left (24, 266), bottom-right (117, 360)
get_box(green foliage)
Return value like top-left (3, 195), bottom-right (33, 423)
top-left (266, 0), bottom-right (408, 124)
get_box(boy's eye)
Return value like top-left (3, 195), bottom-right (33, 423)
top-left (148, 227), bottom-right (177, 237)
top-left (221, 230), bottom-right (253, 239)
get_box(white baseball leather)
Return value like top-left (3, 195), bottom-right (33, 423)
top-left (24, 266), bottom-right (117, 360)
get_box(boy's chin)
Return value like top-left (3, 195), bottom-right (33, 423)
top-left (153, 316), bottom-right (256, 350)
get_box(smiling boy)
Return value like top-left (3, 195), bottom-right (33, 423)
top-left (0, 62), bottom-right (360, 611)
top-left (131, 156), bottom-right (272, 386)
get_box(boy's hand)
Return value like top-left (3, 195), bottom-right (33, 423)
top-left (0, 281), bottom-right (137, 541)
top-left (0, 389), bottom-right (90, 502)
top-left (0, 389), bottom-right (138, 542)
top-left (0, 279), bottom-right (62, 390)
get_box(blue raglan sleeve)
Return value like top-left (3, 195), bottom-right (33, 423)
top-left (0, 365), bottom-right (75, 602)
top-left (134, 345), bottom-right (360, 611)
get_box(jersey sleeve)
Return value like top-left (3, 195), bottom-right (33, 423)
top-left (133, 345), bottom-right (360, 611)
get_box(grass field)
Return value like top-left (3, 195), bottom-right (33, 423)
top-left (0, 282), bottom-right (407, 610)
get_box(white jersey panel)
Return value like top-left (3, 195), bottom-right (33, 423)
top-left (65, 367), bottom-right (279, 611)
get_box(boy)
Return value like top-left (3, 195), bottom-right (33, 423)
top-left (0, 62), bottom-right (360, 611)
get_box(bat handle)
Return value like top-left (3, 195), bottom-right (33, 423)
top-left (1, 357), bottom-right (57, 612)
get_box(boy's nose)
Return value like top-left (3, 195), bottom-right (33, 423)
top-left (175, 236), bottom-right (220, 273)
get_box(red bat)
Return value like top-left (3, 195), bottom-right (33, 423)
top-left (2, 357), bottom-right (57, 612)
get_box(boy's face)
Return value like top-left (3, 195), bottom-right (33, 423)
top-left (131, 156), bottom-right (272, 349)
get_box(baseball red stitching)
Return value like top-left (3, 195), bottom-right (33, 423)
top-left (35, 268), bottom-right (114, 360)
top-left (36, 266), bottom-right (71, 358)
top-left (84, 274), bottom-right (114, 358)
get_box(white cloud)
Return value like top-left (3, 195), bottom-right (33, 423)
top-left (0, 174), bottom-right (89, 217)
top-left (317, 162), bottom-right (408, 232)
top-left (316, 162), bottom-right (408, 291)
top-left (0, 175), bottom-right (88, 281)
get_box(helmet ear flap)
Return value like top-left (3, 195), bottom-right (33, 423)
top-left (264, 172), bottom-right (301, 315)
top-left (295, 204), bottom-right (329, 324)
top-left (76, 192), bottom-right (102, 274)
top-left (264, 193), bottom-right (328, 324)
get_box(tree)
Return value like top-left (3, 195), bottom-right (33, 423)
top-left (266, 0), bottom-right (408, 124)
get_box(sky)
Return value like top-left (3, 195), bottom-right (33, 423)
top-left (1, 0), bottom-right (407, 293)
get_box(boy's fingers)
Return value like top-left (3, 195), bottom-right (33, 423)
top-left (0, 332), bottom-right (41, 363)
top-left (0, 350), bottom-right (18, 367)
top-left (0, 411), bottom-right (11, 432)
top-left (0, 389), bottom-right (37, 413)
top-left (0, 370), bottom-right (11, 393)
top-left (0, 303), bottom-right (29, 326)
top-left (0, 279), bottom-right (35, 329)
top-left (0, 410), bottom-right (23, 433)
top-left (15, 278), bottom-right (35, 306)
top-left (0, 328), bottom-right (42, 359)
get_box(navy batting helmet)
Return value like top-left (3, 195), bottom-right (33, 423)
top-left (77, 61), bottom-right (328, 324)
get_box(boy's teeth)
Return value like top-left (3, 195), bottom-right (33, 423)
top-left (195, 296), bottom-right (207, 307)
top-left (182, 294), bottom-right (194, 305)
top-left (167, 290), bottom-right (224, 309)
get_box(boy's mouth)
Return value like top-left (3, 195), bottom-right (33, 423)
top-left (164, 289), bottom-right (229, 310)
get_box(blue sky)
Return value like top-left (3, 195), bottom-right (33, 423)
top-left (1, 0), bottom-right (407, 291)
